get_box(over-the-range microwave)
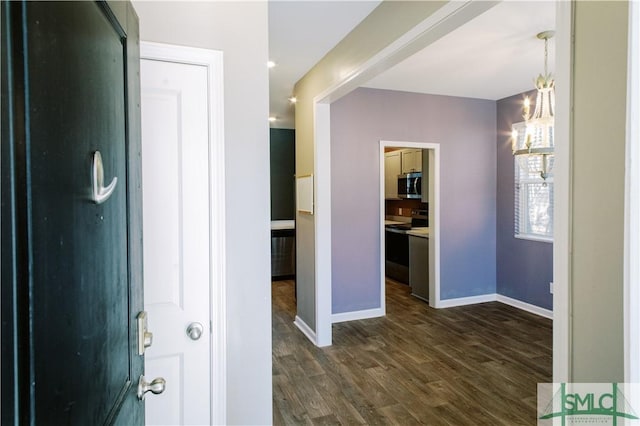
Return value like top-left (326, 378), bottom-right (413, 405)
top-left (398, 172), bottom-right (422, 199)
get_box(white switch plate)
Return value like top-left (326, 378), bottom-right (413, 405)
top-left (549, 282), bottom-right (554, 294)
top-left (399, 208), bottom-right (403, 215)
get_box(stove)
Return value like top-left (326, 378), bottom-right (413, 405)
top-left (385, 208), bottom-right (428, 284)
top-left (386, 223), bottom-right (412, 231)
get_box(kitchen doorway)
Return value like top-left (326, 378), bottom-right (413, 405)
top-left (380, 141), bottom-right (440, 310)
top-left (311, 3), bottom-right (571, 382)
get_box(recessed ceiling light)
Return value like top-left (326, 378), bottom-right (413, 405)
top-left (288, 96), bottom-right (297, 104)
top-left (268, 116), bottom-right (277, 122)
top-left (267, 61), bottom-right (276, 69)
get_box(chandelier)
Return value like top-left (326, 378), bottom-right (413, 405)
top-left (512, 30), bottom-right (555, 180)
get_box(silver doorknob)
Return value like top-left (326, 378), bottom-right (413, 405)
top-left (186, 322), bottom-right (204, 340)
top-left (137, 375), bottom-right (166, 400)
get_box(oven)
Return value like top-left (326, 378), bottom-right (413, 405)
top-left (385, 209), bottom-right (428, 284)
top-left (385, 226), bottom-right (410, 283)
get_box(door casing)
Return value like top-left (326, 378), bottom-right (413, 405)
top-left (379, 141), bottom-right (440, 311)
top-left (140, 41), bottom-right (227, 425)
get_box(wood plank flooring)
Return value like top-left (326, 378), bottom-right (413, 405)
top-left (272, 279), bottom-right (552, 425)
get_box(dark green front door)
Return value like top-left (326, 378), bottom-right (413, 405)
top-left (1, 1), bottom-right (144, 424)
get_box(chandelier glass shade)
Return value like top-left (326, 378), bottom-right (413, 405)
top-left (512, 31), bottom-right (555, 180)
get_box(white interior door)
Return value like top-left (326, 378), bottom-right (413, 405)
top-left (141, 57), bottom-right (211, 425)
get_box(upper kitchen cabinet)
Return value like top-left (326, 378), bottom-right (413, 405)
top-left (384, 151), bottom-right (401, 199)
top-left (401, 149), bottom-right (422, 173)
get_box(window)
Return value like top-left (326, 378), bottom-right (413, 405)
top-left (513, 121), bottom-right (554, 242)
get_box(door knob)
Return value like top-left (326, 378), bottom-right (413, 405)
top-left (137, 375), bottom-right (166, 400)
top-left (186, 322), bottom-right (204, 340)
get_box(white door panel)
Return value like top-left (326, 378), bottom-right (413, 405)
top-left (141, 58), bottom-right (211, 426)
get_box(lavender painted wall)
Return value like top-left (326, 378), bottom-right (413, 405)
top-left (331, 87), bottom-right (497, 314)
top-left (496, 92), bottom-right (553, 310)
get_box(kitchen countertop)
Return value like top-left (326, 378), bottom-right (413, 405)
top-left (385, 220), bottom-right (410, 226)
top-left (407, 227), bottom-right (429, 238)
top-left (271, 220), bottom-right (295, 230)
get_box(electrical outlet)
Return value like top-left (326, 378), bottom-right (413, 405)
top-left (399, 208), bottom-right (403, 215)
top-left (549, 282), bottom-right (554, 294)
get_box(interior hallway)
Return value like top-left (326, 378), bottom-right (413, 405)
top-left (272, 279), bottom-right (552, 425)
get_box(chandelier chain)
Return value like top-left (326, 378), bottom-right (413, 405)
top-left (544, 37), bottom-right (548, 76)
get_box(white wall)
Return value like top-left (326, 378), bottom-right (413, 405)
top-left (132, 2), bottom-right (272, 424)
top-left (569, 1), bottom-right (629, 382)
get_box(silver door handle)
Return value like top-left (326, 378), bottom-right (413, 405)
top-left (137, 375), bottom-right (166, 400)
top-left (91, 151), bottom-right (117, 204)
top-left (186, 322), bottom-right (204, 340)
top-left (137, 311), bottom-right (153, 355)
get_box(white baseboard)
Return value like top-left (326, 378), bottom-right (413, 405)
top-left (496, 294), bottom-right (554, 319)
top-left (318, 295), bottom-right (551, 334)
top-left (332, 307), bottom-right (384, 323)
top-left (434, 293), bottom-right (553, 320)
top-left (436, 293), bottom-right (497, 308)
top-left (293, 315), bottom-right (317, 345)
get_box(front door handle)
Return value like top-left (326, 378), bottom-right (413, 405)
top-left (137, 311), bottom-right (153, 355)
top-left (91, 151), bottom-right (118, 204)
top-left (137, 375), bottom-right (166, 400)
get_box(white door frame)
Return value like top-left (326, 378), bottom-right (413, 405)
top-left (624, 0), bottom-right (639, 384)
top-left (312, 0), bottom-right (572, 383)
top-left (312, 0), bottom-right (499, 349)
top-left (379, 141), bottom-right (441, 310)
top-left (554, 0), bottom-right (640, 384)
top-left (140, 41), bottom-right (227, 425)
top-left (313, 102), bottom-right (333, 347)
top-left (552, 0), bottom-right (572, 383)
top-left (311, 0), bottom-right (500, 348)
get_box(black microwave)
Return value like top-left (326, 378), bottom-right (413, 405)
top-left (398, 172), bottom-right (422, 199)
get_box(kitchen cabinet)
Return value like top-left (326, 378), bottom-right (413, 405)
top-left (384, 151), bottom-right (401, 199)
top-left (409, 234), bottom-right (429, 301)
top-left (401, 149), bottom-right (422, 173)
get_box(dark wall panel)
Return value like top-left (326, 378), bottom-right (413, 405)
top-left (270, 128), bottom-right (295, 220)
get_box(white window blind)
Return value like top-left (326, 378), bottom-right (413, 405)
top-left (512, 121), bottom-right (554, 242)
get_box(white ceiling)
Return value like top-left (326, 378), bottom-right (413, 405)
top-left (268, 1), bottom-right (381, 129)
top-left (364, 1), bottom-right (556, 100)
top-left (268, 1), bottom-right (556, 129)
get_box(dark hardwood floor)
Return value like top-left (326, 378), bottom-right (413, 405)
top-left (272, 279), bottom-right (552, 425)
